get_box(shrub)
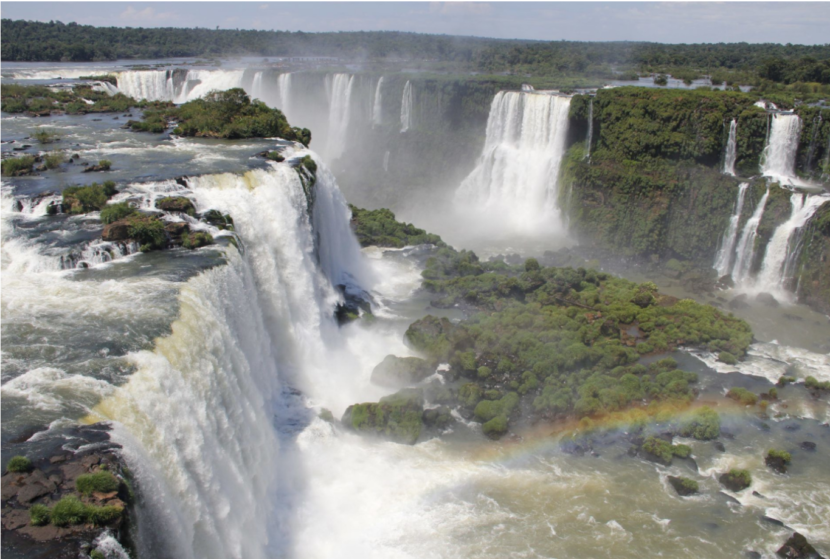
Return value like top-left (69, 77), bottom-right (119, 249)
top-left (86, 504), bottom-right (123, 525)
top-left (98, 159), bottom-right (112, 171)
top-left (805, 376), bottom-right (830, 390)
top-left (126, 215), bottom-right (167, 252)
top-left (767, 449), bottom-right (791, 463)
top-left (654, 74), bottom-right (668, 86)
top-left (29, 504), bottom-right (50, 526)
top-left (718, 351), bottom-right (738, 365)
top-left (777, 376), bottom-right (796, 387)
top-left (90, 550), bottom-right (106, 559)
top-left (1, 155), bottom-right (35, 176)
top-left (482, 416), bottom-right (508, 438)
top-left (33, 129), bottom-right (58, 144)
top-left (726, 387), bottom-right (757, 406)
top-left (265, 150), bottom-right (284, 162)
top-left (100, 202), bottom-right (136, 224)
top-left (300, 155), bottom-right (317, 175)
top-left (75, 471), bottom-right (120, 496)
top-left (680, 406), bottom-right (720, 440)
top-left (7, 455), bottom-right (33, 473)
top-left (43, 151), bottom-right (65, 170)
top-left (62, 183), bottom-right (117, 214)
top-left (182, 231), bottom-right (214, 250)
top-left (719, 468), bottom-right (752, 491)
top-left (672, 444), bottom-right (692, 458)
top-left (50, 496), bottom-right (88, 526)
top-left (642, 436), bottom-right (674, 464)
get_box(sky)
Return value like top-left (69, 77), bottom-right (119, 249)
top-left (2, 2), bottom-right (830, 45)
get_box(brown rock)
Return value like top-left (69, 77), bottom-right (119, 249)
top-left (60, 461), bottom-right (86, 482)
top-left (2, 508), bottom-right (30, 530)
top-left (17, 481), bottom-right (51, 504)
top-left (93, 491), bottom-right (118, 501)
top-left (49, 455), bottom-right (68, 464)
top-left (80, 455), bottom-right (100, 469)
top-left (102, 220), bottom-right (131, 242)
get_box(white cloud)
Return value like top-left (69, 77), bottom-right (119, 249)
top-left (119, 6), bottom-right (179, 23)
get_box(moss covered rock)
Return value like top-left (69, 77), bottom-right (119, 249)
top-left (341, 388), bottom-right (424, 444)
top-left (668, 475), bottom-right (699, 496)
top-left (719, 468), bottom-right (752, 492)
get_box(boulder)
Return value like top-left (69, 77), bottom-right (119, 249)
top-left (719, 469), bottom-right (751, 492)
top-left (729, 293), bottom-right (750, 309)
top-left (102, 219), bottom-right (131, 242)
top-left (800, 441), bottom-right (817, 451)
top-left (756, 292), bottom-right (780, 308)
top-left (155, 196), bottom-right (195, 215)
top-left (370, 355), bottom-right (433, 388)
top-left (668, 476), bottom-right (699, 496)
top-left (777, 533), bottom-right (825, 559)
top-left (164, 222), bottom-right (190, 244)
top-left (341, 388), bottom-right (424, 445)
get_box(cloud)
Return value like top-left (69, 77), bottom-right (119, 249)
top-left (119, 6), bottom-right (179, 23)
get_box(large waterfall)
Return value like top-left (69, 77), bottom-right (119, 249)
top-left (723, 119), bottom-right (738, 176)
top-left (584, 97), bottom-right (593, 160)
top-left (324, 73), bottom-right (355, 162)
top-left (755, 193), bottom-right (830, 295)
top-left (277, 73), bottom-right (293, 119)
top-left (372, 77), bottom-right (384, 126)
top-left (731, 188), bottom-right (770, 284)
top-left (116, 70), bottom-right (176, 101)
top-left (400, 80), bottom-right (413, 133)
top-left (89, 155), bottom-right (377, 558)
top-left (713, 182), bottom-right (749, 277)
top-left (761, 113), bottom-right (802, 183)
top-left (454, 91), bottom-right (572, 237)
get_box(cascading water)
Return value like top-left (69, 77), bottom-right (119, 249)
top-left (277, 73), bottom-right (293, 119)
top-left (251, 71), bottom-right (265, 102)
top-left (731, 188), bottom-right (770, 284)
top-left (755, 193), bottom-right (830, 296)
top-left (723, 119), bottom-right (738, 176)
top-left (324, 73), bottom-right (355, 161)
top-left (400, 80), bottom-right (413, 133)
top-left (116, 70), bottom-right (175, 102)
top-left (584, 98), bottom-right (593, 160)
top-left (372, 77), bottom-right (384, 126)
top-left (761, 113), bottom-right (802, 184)
top-left (453, 91), bottom-right (572, 237)
top-left (713, 182), bottom-right (749, 277)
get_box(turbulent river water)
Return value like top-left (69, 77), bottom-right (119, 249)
top-left (2, 61), bottom-right (830, 559)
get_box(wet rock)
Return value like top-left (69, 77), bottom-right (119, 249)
top-left (155, 196), bottom-right (195, 215)
top-left (102, 219), bottom-right (131, 242)
top-left (756, 292), bottom-right (780, 307)
top-left (342, 388), bottom-right (425, 445)
top-left (729, 293), bottom-right (750, 309)
top-left (82, 163), bottom-right (110, 173)
top-left (752, 490), bottom-right (766, 499)
top-left (800, 441), bottom-right (817, 451)
top-left (746, 552), bottom-right (762, 559)
top-left (668, 476), bottom-right (699, 496)
top-left (713, 441), bottom-right (726, 452)
top-left (164, 221), bottom-right (190, 244)
top-left (422, 406), bottom-right (453, 430)
top-left (719, 469), bottom-right (751, 492)
top-left (370, 355), bottom-right (433, 388)
top-left (765, 452), bottom-right (790, 474)
top-left (776, 532), bottom-right (825, 559)
top-left (762, 515), bottom-right (788, 528)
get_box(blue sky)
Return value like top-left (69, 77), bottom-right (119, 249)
top-left (2, 2), bottom-right (830, 44)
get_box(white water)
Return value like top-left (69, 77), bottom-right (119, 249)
top-left (325, 73), bottom-right (355, 161)
top-left (372, 77), bottom-right (384, 126)
top-left (754, 193), bottom-right (829, 296)
top-left (454, 91), bottom-right (572, 238)
top-left (400, 80), bottom-right (413, 133)
top-left (713, 182), bottom-right (749, 277)
top-left (723, 119), bottom-right (738, 176)
top-left (116, 70), bottom-right (175, 102)
top-left (277, 73), bottom-right (293, 120)
top-left (761, 114), bottom-right (802, 184)
top-left (731, 188), bottom-right (770, 284)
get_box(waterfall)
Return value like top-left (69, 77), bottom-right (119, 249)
top-left (714, 182), bottom-right (749, 277)
top-left (383, 150), bottom-right (390, 173)
top-left (90, 156), bottom-right (373, 558)
top-left (400, 80), bottom-right (413, 133)
top-left (324, 73), bottom-right (355, 161)
top-left (723, 119), bottom-right (738, 176)
top-left (454, 91), bottom-right (572, 236)
top-left (116, 70), bottom-right (175, 102)
top-left (760, 113), bottom-right (802, 183)
top-left (251, 71), bottom-right (264, 102)
top-left (731, 188), bottom-right (770, 284)
top-left (277, 73), bottom-right (292, 119)
top-left (115, 69), bottom-right (247, 103)
top-left (584, 98), bottom-right (594, 160)
top-left (372, 77), bottom-right (384, 126)
top-left (755, 193), bottom-right (830, 294)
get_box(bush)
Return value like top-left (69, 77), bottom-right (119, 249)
top-left (672, 443), bottom-right (692, 458)
top-left (349, 205), bottom-right (444, 248)
top-left (642, 436), bottom-right (674, 464)
top-left (86, 504), bottom-right (123, 525)
top-left (33, 129), bottom-right (58, 144)
top-left (767, 449), bottom-right (792, 463)
top-left (805, 376), bottom-right (830, 390)
top-left (50, 496), bottom-right (88, 527)
top-left (265, 150), bottom-right (284, 162)
top-left (726, 387), bottom-right (757, 406)
top-left (1, 155), bottom-right (35, 176)
top-left (126, 215), bottom-right (167, 252)
top-left (719, 468), bottom-right (752, 491)
top-left (98, 159), bottom-right (112, 171)
top-left (680, 406), bottom-right (720, 440)
top-left (718, 351), bottom-right (738, 365)
top-left (182, 231), bottom-right (214, 249)
top-left (29, 504), bottom-right (50, 526)
top-left (62, 183), bottom-right (117, 214)
top-left (482, 415), bottom-right (508, 438)
top-left (654, 74), bottom-right (668, 86)
top-left (7, 456), bottom-right (33, 473)
top-left (43, 151), bottom-right (65, 170)
top-left (100, 202), bottom-right (136, 224)
top-left (75, 471), bottom-right (120, 496)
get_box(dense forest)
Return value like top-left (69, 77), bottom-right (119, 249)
top-left (3, 19), bottom-right (830, 86)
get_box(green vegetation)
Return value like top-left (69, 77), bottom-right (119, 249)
top-left (6, 455), bottom-right (33, 473)
top-left (90, 551), bottom-right (106, 559)
top-left (43, 151), bottom-right (65, 169)
top-left (342, 388), bottom-right (424, 444)
top-left (62, 181), bottom-right (118, 213)
top-left (75, 471), bottom-right (120, 496)
top-left (1, 83), bottom-right (153, 115)
top-left (155, 196), bottom-right (195, 216)
top-left (78, 74), bottom-right (117, 85)
top-left (726, 387), bottom-right (758, 406)
top-left (668, 475), bottom-right (699, 496)
top-left (1, 155), bottom-right (35, 176)
top-left (48, 495), bottom-right (122, 527)
top-left (131, 89), bottom-right (311, 144)
top-left (718, 351), bottom-right (738, 365)
top-left (805, 376), bottom-right (830, 391)
top-left (28, 504), bottom-right (50, 526)
top-left (350, 205), bottom-right (444, 248)
top-left (767, 449), bottom-right (792, 463)
top-left (265, 150), bottom-right (284, 162)
top-left (32, 129), bottom-right (59, 144)
top-left (641, 436), bottom-right (692, 465)
top-left (719, 468), bottom-right (752, 491)
top-left (182, 231), bottom-right (214, 250)
top-left (97, 159), bottom-right (112, 171)
top-left (679, 406), bottom-right (721, 440)
top-left (100, 202), bottom-right (137, 224)
top-left (125, 215), bottom-right (167, 252)
top-left (654, 74), bottom-right (668, 86)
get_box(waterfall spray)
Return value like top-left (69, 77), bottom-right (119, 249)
top-left (324, 74), bottom-right (355, 161)
top-left (723, 119), bottom-right (738, 176)
top-left (372, 77), bottom-right (384, 127)
top-left (400, 81), bottom-right (413, 133)
top-left (731, 188), bottom-right (770, 284)
top-left (714, 182), bottom-right (749, 277)
top-left (761, 113), bottom-right (802, 183)
top-left (585, 98), bottom-right (594, 160)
